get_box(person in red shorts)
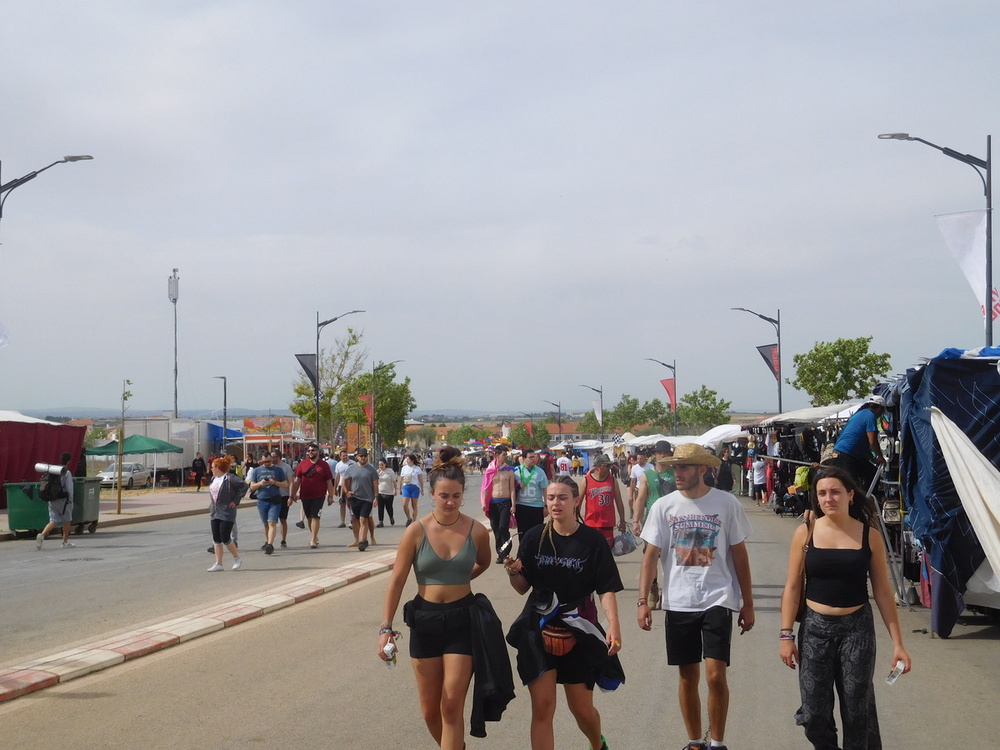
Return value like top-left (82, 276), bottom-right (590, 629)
top-left (582, 454), bottom-right (626, 546)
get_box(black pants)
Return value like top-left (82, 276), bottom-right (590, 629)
top-left (832, 453), bottom-right (878, 495)
top-left (489, 499), bottom-right (512, 557)
top-left (377, 493), bottom-right (395, 523)
top-left (514, 504), bottom-right (544, 537)
top-left (795, 604), bottom-right (881, 749)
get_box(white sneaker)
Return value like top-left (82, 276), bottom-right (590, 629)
top-left (207, 563), bottom-right (224, 572)
top-left (61, 541), bottom-right (76, 548)
top-left (232, 558), bottom-right (242, 570)
top-left (35, 533), bottom-right (44, 550)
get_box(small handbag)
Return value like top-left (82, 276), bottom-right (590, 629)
top-left (540, 623), bottom-right (577, 656)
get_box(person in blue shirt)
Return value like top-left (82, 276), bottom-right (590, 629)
top-left (248, 452), bottom-right (288, 555)
top-left (831, 395), bottom-right (887, 493)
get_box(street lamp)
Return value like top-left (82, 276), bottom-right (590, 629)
top-left (213, 376), bottom-right (227, 456)
top-left (644, 358), bottom-right (678, 435)
top-left (579, 384), bottom-right (604, 443)
top-left (732, 307), bottom-right (782, 413)
top-left (543, 400), bottom-right (562, 443)
top-left (0, 155), bottom-right (94, 227)
top-left (168, 269), bottom-right (179, 418)
top-left (314, 310), bottom-right (364, 446)
top-left (879, 132), bottom-right (993, 346)
top-left (371, 359), bottom-right (403, 462)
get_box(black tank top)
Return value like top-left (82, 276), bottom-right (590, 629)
top-left (805, 523), bottom-right (871, 608)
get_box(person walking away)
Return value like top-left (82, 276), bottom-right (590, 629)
top-left (582, 454), bottom-right (626, 547)
top-left (637, 444), bottom-right (755, 750)
top-left (344, 447), bottom-right (379, 551)
top-left (191, 452), bottom-right (208, 492)
top-left (481, 445), bottom-right (516, 563)
top-left (504, 475), bottom-right (625, 750)
top-left (514, 448), bottom-right (549, 536)
top-left (206, 455), bottom-right (247, 571)
top-left (248, 452), bottom-right (287, 555)
top-left (779, 465), bottom-right (910, 749)
top-left (376, 459), bottom-right (398, 527)
top-left (35, 452), bottom-right (75, 550)
top-left (291, 443), bottom-right (335, 549)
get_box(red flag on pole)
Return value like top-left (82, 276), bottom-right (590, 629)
top-left (358, 394), bottom-right (374, 430)
top-left (756, 344), bottom-right (780, 381)
top-left (525, 420), bottom-right (534, 437)
top-left (660, 379), bottom-right (676, 413)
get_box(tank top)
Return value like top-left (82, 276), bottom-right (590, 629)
top-left (805, 523), bottom-right (871, 607)
top-left (583, 470), bottom-right (616, 529)
top-left (413, 521), bottom-right (477, 586)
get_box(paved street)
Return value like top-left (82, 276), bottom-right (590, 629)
top-left (1, 482), bottom-right (998, 748)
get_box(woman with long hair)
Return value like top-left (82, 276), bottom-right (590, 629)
top-left (378, 447), bottom-right (511, 748)
top-left (779, 465), bottom-right (911, 749)
top-left (504, 475), bottom-right (625, 750)
top-left (398, 453), bottom-right (425, 527)
top-left (206, 456), bottom-right (247, 572)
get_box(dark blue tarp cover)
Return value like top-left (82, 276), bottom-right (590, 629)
top-left (900, 353), bottom-right (1000, 636)
top-left (206, 423), bottom-right (243, 443)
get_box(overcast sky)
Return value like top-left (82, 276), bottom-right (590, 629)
top-left (2, 1), bottom-right (998, 418)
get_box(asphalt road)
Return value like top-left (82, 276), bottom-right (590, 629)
top-left (2, 482), bottom-right (999, 748)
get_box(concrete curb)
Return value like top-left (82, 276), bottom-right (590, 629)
top-left (0, 549), bottom-right (398, 704)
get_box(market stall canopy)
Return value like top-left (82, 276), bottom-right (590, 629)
top-left (85, 435), bottom-right (183, 456)
top-left (759, 400), bottom-right (859, 426)
top-left (698, 424), bottom-right (750, 446)
top-left (207, 422), bottom-right (243, 443)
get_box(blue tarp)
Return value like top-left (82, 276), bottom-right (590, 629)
top-left (206, 422), bottom-right (243, 443)
top-left (900, 355), bottom-right (1000, 636)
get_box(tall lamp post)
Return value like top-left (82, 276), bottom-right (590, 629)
top-left (732, 307), bottom-right (782, 413)
top-left (579, 384), bottom-right (604, 443)
top-left (645, 358), bottom-right (678, 435)
top-left (543, 400), bottom-right (562, 444)
top-left (0, 155), bottom-right (94, 229)
top-left (879, 132), bottom-right (993, 346)
top-left (213, 376), bottom-right (227, 456)
top-left (371, 359), bottom-right (403, 462)
top-left (314, 309), bottom-right (364, 446)
top-left (168, 269), bottom-right (179, 418)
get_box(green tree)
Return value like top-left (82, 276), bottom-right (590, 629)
top-left (289, 328), bottom-right (367, 442)
top-left (606, 394), bottom-right (643, 431)
top-left (577, 410), bottom-right (602, 435)
top-left (333, 362), bottom-right (415, 450)
top-left (789, 336), bottom-right (892, 406)
top-left (509, 421), bottom-right (551, 450)
top-left (446, 424), bottom-right (493, 445)
top-left (676, 386), bottom-right (732, 432)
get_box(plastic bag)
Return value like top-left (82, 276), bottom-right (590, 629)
top-left (612, 528), bottom-right (637, 557)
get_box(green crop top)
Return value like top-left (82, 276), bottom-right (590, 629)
top-left (413, 521), bottom-right (477, 586)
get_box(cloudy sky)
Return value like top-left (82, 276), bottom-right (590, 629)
top-left (2, 1), bottom-right (998, 418)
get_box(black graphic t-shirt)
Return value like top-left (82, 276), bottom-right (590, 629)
top-left (518, 522), bottom-right (623, 604)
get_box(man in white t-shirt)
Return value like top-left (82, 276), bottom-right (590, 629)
top-left (331, 449), bottom-right (355, 528)
top-left (628, 450), bottom-right (651, 511)
top-left (555, 452), bottom-right (572, 477)
top-left (636, 443), bottom-right (754, 750)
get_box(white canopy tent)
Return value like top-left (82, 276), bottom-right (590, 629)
top-left (759, 400), bottom-right (861, 426)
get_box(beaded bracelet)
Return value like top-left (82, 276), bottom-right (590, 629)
top-left (379, 627), bottom-right (396, 636)
top-left (637, 599), bottom-right (648, 608)
top-left (779, 632), bottom-right (795, 641)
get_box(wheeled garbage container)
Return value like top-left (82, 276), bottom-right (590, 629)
top-left (5, 478), bottom-right (101, 538)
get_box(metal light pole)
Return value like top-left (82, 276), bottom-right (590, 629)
top-left (0, 155), bottom-right (94, 232)
top-left (732, 307), bottom-right (782, 413)
top-left (314, 310), bottom-right (364, 447)
top-left (645, 358), bottom-right (678, 435)
top-left (544, 400), bottom-right (562, 443)
top-left (580, 384), bottom-right (604, 442)
top-left (371, 359), bottom-right (403, 462)
top-left (213, 376), bottom-right (227, 455)
top-left (168, 269), bottom-right (179, 418)
top-left (879, 132), bottom-right (993, 346)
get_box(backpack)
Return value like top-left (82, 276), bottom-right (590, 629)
top-left (39, 468), bottom-right (67, 502)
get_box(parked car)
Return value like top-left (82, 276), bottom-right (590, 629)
top-left (97, 462), bottom-right (153, 489)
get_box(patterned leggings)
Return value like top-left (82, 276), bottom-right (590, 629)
top-left (795, 604), bottom-right (881, 750)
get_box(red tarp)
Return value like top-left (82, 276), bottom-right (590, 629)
top-left (0, 420), bottom-right (86, 509)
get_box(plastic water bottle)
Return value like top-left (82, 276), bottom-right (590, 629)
top-left (885, 659), bottom-right (905, 685)
top-left (383, 641), bottom-right (397, 669)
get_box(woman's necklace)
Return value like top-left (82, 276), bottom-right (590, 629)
top-left (433, 513), bottom-right (460, 526)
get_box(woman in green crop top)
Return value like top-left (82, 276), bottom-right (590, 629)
top-left (378, 446), bottom-right (492, 749)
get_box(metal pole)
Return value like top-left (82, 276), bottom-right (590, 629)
top-left (315, 311), bottom-right (321, 446)
top-left (987, 135), bottom-right (993, 346)
top-left (776, 310), bottom-right (783, 413)
top-left (168, 269), bottom-right (179, 418)
top-left (544, 400), bottom-right (562, 443)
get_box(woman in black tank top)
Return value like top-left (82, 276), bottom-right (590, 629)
top-left (778, 466), bottom-right (911, 749)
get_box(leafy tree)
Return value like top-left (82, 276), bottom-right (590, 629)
top-left (676, 386), bottom-right (732, 432)
top-left (446, 424), bottom-right (493, 445)
top-left (289, 328), bottom-right (367, 442)
top-left (333, 362), bottom-right (415, 450)
top-left (407, 425), bottom-right (438, 451)
top-left (508, 421), bottom-right (551, 450)
top-left (606, 394), bottom-right (644, 431)
top-left (577, 410), bottom-right (602, 435)
top-left (789, 337), bottom-right (891, 406)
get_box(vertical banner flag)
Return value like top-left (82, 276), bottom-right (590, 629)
top-left (660, 379), bottom-right (676, 413)
top-left (525, 420), bottom-right (534, 437)
top-left (756, 344), bottom-right (780, 381)
top-left (0, 321), bottom-right (9, 349)
top-left (592, 400), bottom-right (603, 427)
top-left (358, 394), bottom-right (374, 430)
top-left (295, 353), bottom-right (318, 390)
top-left (936, 210), bottom-right (1000, 324)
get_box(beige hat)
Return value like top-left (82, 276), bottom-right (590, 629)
top-left (662, 443), bottom-right (722, 468)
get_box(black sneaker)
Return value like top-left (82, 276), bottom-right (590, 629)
top-left (376, 522), bottom-right (384, 528)
top-left (358, 540), bottom-right (368, 552)
top-left (280, 540), bottom-right (287, 548)
top-left (338, 523), bottom-right (346, 528)
top-left (264, 543), bottom-right (274, 555)
top-left (207, 547), bottom-right (214, 554)
top-left (295, 521), bottom-right (305, 529)
top-left (260, 544), bottom-right (268, 551)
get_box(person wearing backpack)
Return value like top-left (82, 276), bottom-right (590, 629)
top-left (36, 452), bottom-right (75, 550)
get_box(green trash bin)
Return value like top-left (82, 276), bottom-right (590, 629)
top-left (5, 478), bottom-right (101, 537)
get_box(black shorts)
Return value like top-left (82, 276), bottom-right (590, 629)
top-left (538, 649), bottom-right (598, 689)
top-left (301, 496), bottom-right (324, 519)
top-left (404, 594), bottom-right (474, 659)
top-left (350, 498), bottom-right (373, 519)
top-left (664, 606), bottom-right (733, 666)
top-left (278, 498), bottom-right (290, 520)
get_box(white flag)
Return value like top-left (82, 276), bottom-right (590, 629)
top-left (0, 321), bottom-right (9, 349)
top-left (935, 209), bottom-right (999, 324)
top-left (592, 399), bottom-right (603, 427)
